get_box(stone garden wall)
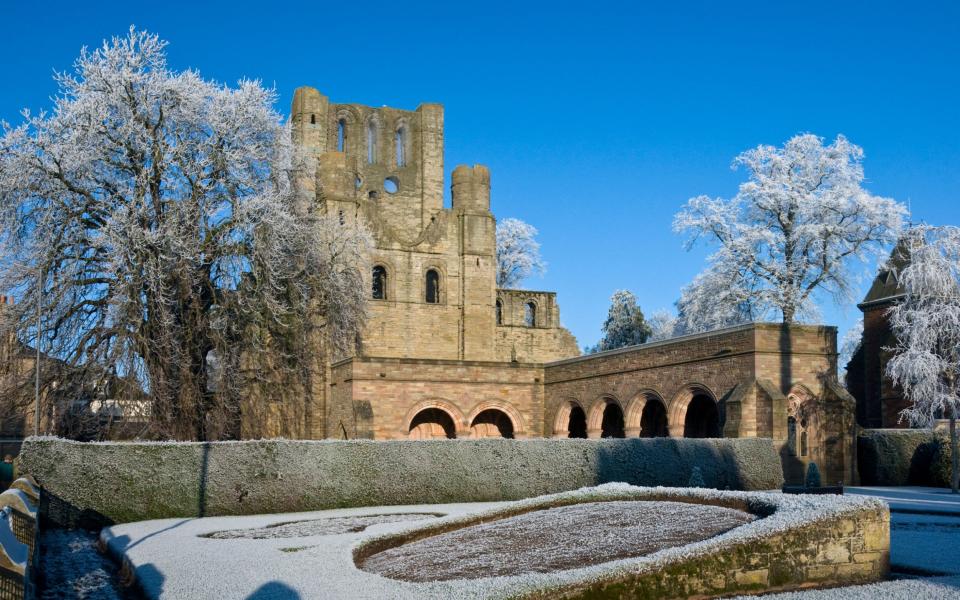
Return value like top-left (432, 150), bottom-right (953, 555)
top-left (18, 437), bottom-right (783, 527)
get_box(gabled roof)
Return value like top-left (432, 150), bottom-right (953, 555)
top-left (859, 238), bottom-right (912, 308)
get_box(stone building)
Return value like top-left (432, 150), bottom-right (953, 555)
top-left (848, 242), bottom-right (911, 428)
top-left (267, 87), bottom-right (859, 486)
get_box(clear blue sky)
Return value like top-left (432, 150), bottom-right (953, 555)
top-left (3, 1), bottom-right (958, 349)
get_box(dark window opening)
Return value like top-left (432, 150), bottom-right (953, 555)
top-left (426, 269), bottom-right (440, 304)
top-left (372, 266), bottom-right (387, 300)
top-left (310, 114), bottom-right (316, 125)
top-left (787, 416), bottom-right (797, 455)
top-left (683, 394), bottom-right (721, 438)
top-left (639, 400), bottom-right (669, 437)
top-left (470, 409), bottom-right (514, 438)
top-left (567, 405), bottom-right (587, 438)
top-left (409, 408), bottom-right (456, 439)
top-left (601, 402), bottom-right (625, 438)
top-left (495, 300), bottom-right (503, 325)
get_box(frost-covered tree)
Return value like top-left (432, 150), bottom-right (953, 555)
top-left (496, 218), bottom-right (545, 288)
top-left (672, 262), bottom-right (764, 336)
top-left (592, 290), bottom-right (652, 352)
top-left (674, 134), bottom-right (907, 325)
top-left (886, 225), bottom-right (960, 493)
top-left (838, 317), bottom-right (863, 383)
top-left (647, 309), bottom-right (677, 342)
top-left (0, 29), bottom-right (370, 440)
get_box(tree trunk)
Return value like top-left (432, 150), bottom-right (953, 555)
top-left (952, 411), bottom-right (959, 494)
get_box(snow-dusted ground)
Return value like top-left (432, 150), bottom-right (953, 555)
top-left (98, 484), bottom-right (884, 600)
top-left (204, 512), bottom-right (442, 540)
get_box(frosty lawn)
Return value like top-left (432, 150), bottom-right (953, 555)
top-left (100, 484), bottom-right (887, 599)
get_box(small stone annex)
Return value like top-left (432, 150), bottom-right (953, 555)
top-left (244, 87), bottom-right (859, 487)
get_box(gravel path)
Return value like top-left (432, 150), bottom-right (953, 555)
top-left (360, 500), bottom-right (755, 581)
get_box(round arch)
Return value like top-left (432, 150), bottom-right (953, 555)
top-left (403, 399), bottom-right (467, 439)
top-left (624, 389), bottom-right (669, 437)
top-left (587, 395), bottom-right (626, 438)
top-left (551, 399), bottom-right (587, 439)
top-left (668, 384), bottom-right (721, 438)
top-left (467, 401), bottom-right (526, 438)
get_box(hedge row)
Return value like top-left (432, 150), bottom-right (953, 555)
top-left (18, 437), bottom-right (784, 527)
top-left (857, 428), bottom-right (954, 487)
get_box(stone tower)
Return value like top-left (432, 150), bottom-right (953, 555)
top-left (290, 87), bottom-right (576, 364)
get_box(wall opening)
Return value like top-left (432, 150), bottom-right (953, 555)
top-left (787, 416), bottom-right (797, 455)
top-left (310, 114), bottom-right (315, 125)
top-left (639, 399), bottom-right (669, 437)
top-left (372, 266), bottom-right (387, 300)
top-left (337, 119), bottom-right (346, 152)
top-left (396, 126), bottom-right (407, 167)
top-left (470, 409), bottom-right (515, 438)
top-left (408, 408), bottom-right (456, 439)
top-left (367, 120), bottom-right (377, 164)
top-left (601, 402), bottom-right (625, 438)
top-left (495, 300), bottom-right (503, 325)
top-left (384, 176), bottom-right (399, 194)
top-left (567, 405), bottom-right (587, 438)
top-left (684, 394), bottom-right (721, 438)
top-left (425, 269), bottom-right (440, 304)
top-left (524, 302), bottom-right (536, 327)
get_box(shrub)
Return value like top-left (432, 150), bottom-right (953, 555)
top-left (688, 466), bottom-right (705, 488)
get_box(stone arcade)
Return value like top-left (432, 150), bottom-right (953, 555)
top-left (259, 87), bottom-right (858, 485)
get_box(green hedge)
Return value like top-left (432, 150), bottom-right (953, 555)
top-left (857, 428), bottom-right (953, 487)
top-left (19, 437), bottom-right (784, 527)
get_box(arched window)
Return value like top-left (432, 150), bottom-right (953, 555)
top-left (800, 419), bottom-right (808, 456)
top-left (367, 119), bottom-right (378, 164)
top-left (396, 126), bottom-right (407, 167)
top-left (524, 301), bottom-right (536, 327)
top-left (495, 300), bottom-right (503, 325)
top-left (372, 266), bottom-right (387, 300)
top-left (425, 269), bottom-right (440, 304)
top-left (787, 416), bottom-right (797, 455)
top-left (337, 119), bottom-right (346, 152)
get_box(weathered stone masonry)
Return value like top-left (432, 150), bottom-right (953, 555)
top-left (249, 88), bottom-right (859, 487)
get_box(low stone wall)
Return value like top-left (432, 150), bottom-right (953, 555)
top-left (858, 428), bottom-right (950, 486)
top-left (19, 437), bottom-right (784, 527)
top-left (353, 484), bottom-right (890, 599)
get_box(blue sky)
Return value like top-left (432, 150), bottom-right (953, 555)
top-left (3, 1), bottom-right (958, 348)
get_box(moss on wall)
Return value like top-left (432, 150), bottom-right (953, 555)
top-left (19, 437), bottom-right (783, 527)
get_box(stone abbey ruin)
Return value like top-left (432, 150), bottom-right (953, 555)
top-left (263, 87), bottom-right (858, 487)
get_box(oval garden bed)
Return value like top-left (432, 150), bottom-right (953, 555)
top-left (360, 500), bottom-right (755, 581)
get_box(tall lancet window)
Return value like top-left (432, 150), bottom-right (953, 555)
top-left (367, 119), bottom-right (378, 164)
top-left (337, 119), bottom-right (346, 152)
top-left (396, 126), bottom-right (407, 167)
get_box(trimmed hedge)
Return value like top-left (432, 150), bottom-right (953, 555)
top-left (19, 437), bottom-right (783, 527)
top-left (858, 428), bottom-right (953, 487)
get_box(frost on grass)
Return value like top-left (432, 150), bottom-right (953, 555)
top-left (38, 529), bottom-right (124, 600)
top-left (360, 500), bottom-right (756, 581)
top-left (204, 513), bottom-right (441, 539)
